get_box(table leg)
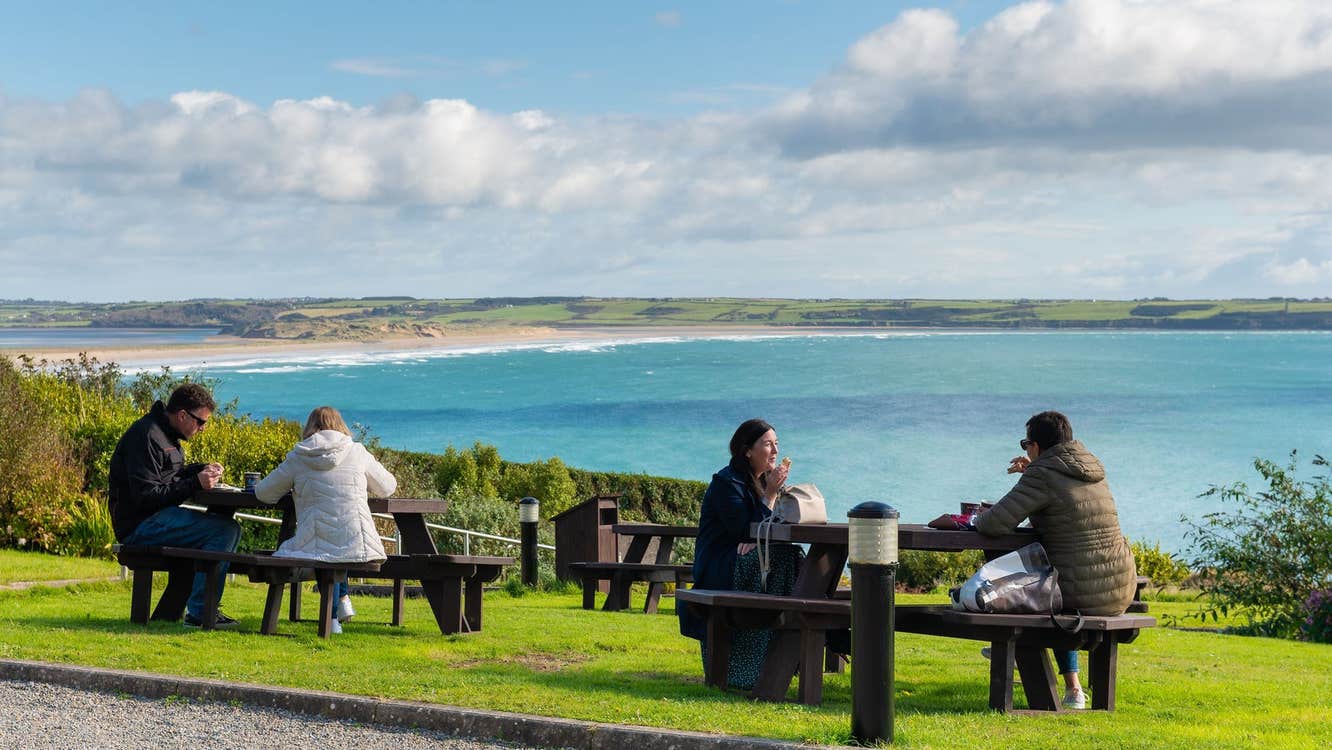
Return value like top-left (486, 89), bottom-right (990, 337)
top-left (130, 569), bottom-right (153, 624)
top-left (393, 512), bottom-right (438, 554)
top-left (199, 561), bottom-right (223, 629)
top-left (989, 638), bottom-right (1018, 712)
top-left (392, 579), bottom-right (405, 626)
top-left (621, 535), bottom-right (651, 564)
top-left (603, 570), bottom-right (632, 611)
top-left (643, 582), bottom-right (664, 614)
top-left (315, 571), bottom-right (336, 638)
top-left (261, 580), bottom-right (285, 635)
top-left (289, 579), bottom-right (302, 621)
top-left (151, 565), bottom-right (192, 621)
top-left (1014, 646), bottom-right (1060, 711)
top-left (1089, 639), bottom-right (1119, 710)
top-left (420, 577), bottom-right (465, 634)
top-left (464, 577), bottom-right (483, 632)
top-left (798, 628), bottom-right (826, 705)
top-left (704, 611), bottom-right (731, 688)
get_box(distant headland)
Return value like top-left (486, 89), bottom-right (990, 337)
top-left (3, 296), bottom-right (1332, 343)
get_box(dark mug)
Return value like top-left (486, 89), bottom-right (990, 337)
top-left (243, 472), bottom-right (261, 492)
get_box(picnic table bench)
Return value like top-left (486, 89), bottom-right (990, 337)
top-left (113, 544), bottom-right (380, 638)
top-left (675, 589), bottom-right (851, 705)
top-left (894, 604), bottom-right (1157, 712)
top-left (570, 523), bottom-right (697, 613)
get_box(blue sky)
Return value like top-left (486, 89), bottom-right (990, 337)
top-left (2, 1), bottom-right (1330, 301)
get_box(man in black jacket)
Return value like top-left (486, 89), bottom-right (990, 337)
top-left (109, 383), bottom-right (241, 628)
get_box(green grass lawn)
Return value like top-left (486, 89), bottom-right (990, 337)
top-left (0, 549), bottom-right (122, 584)
top-left (0, 559), bottom-right (1327, 748)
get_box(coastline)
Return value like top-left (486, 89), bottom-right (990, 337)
top-left (0, 325), bottom-right (891, 369)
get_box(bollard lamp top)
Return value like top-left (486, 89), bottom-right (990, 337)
top-left (847, 501), bottom-right (899, 519)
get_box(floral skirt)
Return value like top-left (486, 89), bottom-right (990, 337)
top-left (702, 543), bottom-right (803, 690)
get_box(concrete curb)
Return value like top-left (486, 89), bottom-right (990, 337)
top-left (0, 659), bottom-right (849, 750)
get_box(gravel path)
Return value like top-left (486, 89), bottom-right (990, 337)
top-left (1, 679), bottom-right (546, 750)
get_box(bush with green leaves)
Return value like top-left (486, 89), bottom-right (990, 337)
top-left (895, 549), bottom-right (986, 592)
top-left (0, 356), bottom-right (110, 550)
top-left (1185, 451), bottom-right (1332, 638)
top-left (1131, 539), bottom-right (1191, 587)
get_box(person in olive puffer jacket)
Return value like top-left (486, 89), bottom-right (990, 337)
top-left (974, 410), bottom-right (1137, 709)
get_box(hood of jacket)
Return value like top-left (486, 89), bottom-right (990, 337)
top-left (1036, 439), bottom-right (1105, 483)
top-left (291, 429), bottom-right (353, 471)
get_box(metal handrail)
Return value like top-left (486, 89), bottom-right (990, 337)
top-left (179, 503), bottom-right (555, 555)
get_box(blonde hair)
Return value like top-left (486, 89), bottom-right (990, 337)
top-left (302, 406), bottom-right (352, 439)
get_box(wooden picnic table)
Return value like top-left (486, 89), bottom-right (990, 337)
top-left (190, 490), bottom-right (510, 634)
top-left (741, 521), bottom-right (1035, 703)
top-left (571, 523), bottom-right (698, 613)
top-left (720, 521), bottom-right (1151, 711)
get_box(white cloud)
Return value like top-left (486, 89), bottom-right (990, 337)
top-left (5, 2), bottom-right (1332, 300)
top-left (765, 0), bottom-right (1332, 155)
top-left (1265, 257), bottom-right (1332, 284)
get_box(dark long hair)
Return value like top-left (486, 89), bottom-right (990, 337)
top-left (729, 418), bottom-right (775, 497)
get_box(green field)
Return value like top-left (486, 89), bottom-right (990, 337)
top-left (4, 297), bottom-right (1332, 340)
top-left (0, 550), bottom-right (1327, 748)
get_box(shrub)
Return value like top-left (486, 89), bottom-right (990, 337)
top-left (896, 549), bottom-right (985, 592)
top-left (51, 492), bottom-right (116, 559)
top-left (0, 357), bottom-right (84, 550)
top-left (435, 443), bottom-right (501, 501)
top-left (1185, 451), bottom-right (1332, 638)
top-left (497, 457), bottom-right (577, 517)
top-left (1131, 539), bottom-right (1191, 587)
top-left (566, 467), bottom-right (706, 526)
top-left (1300, 589), bottom-right (1332, 643)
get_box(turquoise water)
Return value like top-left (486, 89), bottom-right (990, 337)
top-left (175, 332), bottom-right (1330, 553)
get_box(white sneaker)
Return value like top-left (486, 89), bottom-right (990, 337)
top-left (336, 595), bottom-right (356, 623)
top-left (1062, 688), bottom-right (1086, 709)
top-left (329, 618), bottom-right (343, 635)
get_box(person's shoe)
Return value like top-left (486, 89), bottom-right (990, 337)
top-left (329, 618), bottom-right (343, 635)
top-left (1062, 688), bottom-right (1087, 709)
top-left (980, 646), bottom-right (992, 660)
top-left (336, 595), bottom-right (356, 623)
top-left (183, 611), bottom-right (240, 630)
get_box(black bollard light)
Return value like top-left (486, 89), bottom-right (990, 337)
top-left (848, 501), bottom-right (900, 745)
top-left (519, 496), bottom-right (540, 586)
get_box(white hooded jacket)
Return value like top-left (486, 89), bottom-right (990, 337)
top-left (255, 430), bottom-right (395, 562)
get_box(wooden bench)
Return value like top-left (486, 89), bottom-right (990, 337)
top-left (675, 589), bottom-right (850, 705)
top-left (570, 562), bottom-right (693, 613)
top-left (895, 604), bottom-right (1156, 712)
top-left (115, 544), bottom-right (381, 638)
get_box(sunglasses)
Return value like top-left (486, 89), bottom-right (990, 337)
top-left (185, 410), bottom-right (209, 428)
top-left (1019, 438), bottom-right (1035, 450)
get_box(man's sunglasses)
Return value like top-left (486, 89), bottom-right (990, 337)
top-left (1019, 438), bottom-right (1035, 450)
top-left (185, 410), bottom-right (209, 427)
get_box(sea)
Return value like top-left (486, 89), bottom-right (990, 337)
top-left (11, 328), bottom-right (1331, 554)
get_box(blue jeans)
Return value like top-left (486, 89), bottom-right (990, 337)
top-left (1055, 649), bottom-right (1079, 674)
top-left (125, 505), bottom-right (241, 619)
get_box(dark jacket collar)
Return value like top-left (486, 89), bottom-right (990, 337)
top-left (149, 400), bottom-right (185, 442)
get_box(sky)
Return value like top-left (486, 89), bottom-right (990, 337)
top-left (2, 0), bottom-right (1330, 302)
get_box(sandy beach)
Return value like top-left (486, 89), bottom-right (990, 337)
top-left (1, 325), bottom-right (885, 369)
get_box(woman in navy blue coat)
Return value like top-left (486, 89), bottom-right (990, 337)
top-left (680, 418), bottom-right (801, 689)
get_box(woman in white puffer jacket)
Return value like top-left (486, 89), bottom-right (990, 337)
top-left (256, 406), bottom-right (396, 633)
